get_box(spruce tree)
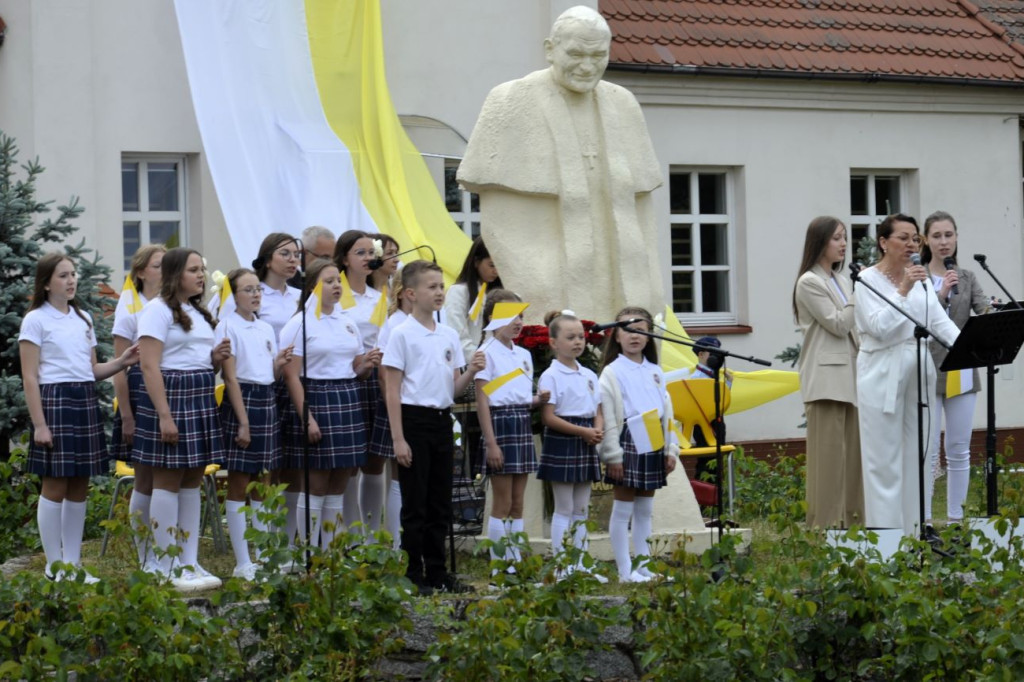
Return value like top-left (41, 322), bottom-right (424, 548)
top-left (0, 131), bottom-right (114, 457)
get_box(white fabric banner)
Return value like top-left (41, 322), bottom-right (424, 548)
top-left (173, 0), bottom-right (377, 268)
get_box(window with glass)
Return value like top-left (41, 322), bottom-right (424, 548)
top-left (121, 157), bottom-right (186, 270)
top-left (669, 169), bottom-right (735, 323)
top-left (849, 172), bottom-right (903, 246)
top-left (444, 158), bottom-right (480, 238)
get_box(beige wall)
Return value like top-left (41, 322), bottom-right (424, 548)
top-left (2, 0), bottom-right (1022, 440)
top-left (0, 0), bottom-right (233, 280)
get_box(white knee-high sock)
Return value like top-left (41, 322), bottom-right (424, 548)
top-left (177, 487), bottom-right (202, 569)
top-left (128, 490), bottom-right (151, 564)
top-left (149, 489), bottom-right (179, 574)
top-left (385, 479), bottom-right (402, 549)
top-left (610, 500), bottom-right (635, 579)
top-left (321, 494), bottom-right (345, 548)
top-left (296, 494), bottom-right (324, 548)
top-left (550, 512), bottom-right (572, 558)
top-left (37, 496), bottom-right (64, 573)
top-left (225, 500), bottom-right (251, 568)
top-left (61, 499), bottom-right (87, 567)
top-left (249, 500), bottom-right (268, 561)
top-left (510, 518), bottom-right (525, 561)
top-left (487, 516), bottom-right (505, 561)
top-left (632, 496), bottom-right (654, 570)
top-left (343, 475), bottom-right (361, 535)
top-left (284, 491), bottom-right (300, 549)
top-left (359, 472), bottom-right (386, 534)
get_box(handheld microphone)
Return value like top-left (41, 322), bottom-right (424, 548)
top-left (591, 317), bottom-right (644, 332)
top-left (368, 244), bottom-right (438, 270)
top-left (943, 256), bottom-right (958, 296)
top-left (910, 252), bottom-right (928, 292)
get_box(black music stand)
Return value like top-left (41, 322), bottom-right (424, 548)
top-left (940, 309), bottom-right (1024, 516)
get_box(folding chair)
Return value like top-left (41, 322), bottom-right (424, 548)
top-left (667, 379), bottom-right (736, 518)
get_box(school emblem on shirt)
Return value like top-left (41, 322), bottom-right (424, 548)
top-left (653, 374), bottom-right (661, 385)
top-left (86, 328), bottom-right (94, 344)
top-left (587, 379), bottom-right (595, 393)
top-left (266, 340), bottom-right (273, 355)
top-left (346, 324), bottom-right (356, 336)
top-left (522, 361), bottom-right (530, 373)
top-left (445, 348), bottom-right (453, 363)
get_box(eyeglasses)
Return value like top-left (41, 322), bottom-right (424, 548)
top-left (275, 249), bottom-right (301, 261)
top-left (237, 286), bottom-right (261, 295)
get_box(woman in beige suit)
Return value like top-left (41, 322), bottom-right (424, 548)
top-left (793, 216), bottom-right (864, 528)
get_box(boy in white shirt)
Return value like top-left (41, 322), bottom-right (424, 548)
top-left (383, 261), bottom-right (485, 595)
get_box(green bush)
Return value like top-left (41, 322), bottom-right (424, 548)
top-left (0, 438), bottom-right (41, 563)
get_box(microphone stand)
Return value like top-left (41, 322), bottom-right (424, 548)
top-left (972, 254), bottom-right (1022, 515)
top-left (619, 323), bottom-right (771, 541)
top-left (298, 246), bottom-right (313, 571)
top-left (849, 266), bottom-right (951, 558)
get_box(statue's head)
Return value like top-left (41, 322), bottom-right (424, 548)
top-left (544, 6), bottom-right (612, 94)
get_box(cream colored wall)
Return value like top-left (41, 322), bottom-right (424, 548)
top-left (3, 0), bottom-right (1022, 440)
top-left (609, 73), bottom-right (1024, 439)
top-left (0, 0), bottom-right (233, 281)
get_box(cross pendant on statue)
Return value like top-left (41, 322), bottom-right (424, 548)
top-left (581, 149), bottom-right (598, 170)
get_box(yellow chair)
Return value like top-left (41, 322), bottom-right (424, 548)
top-left (667, 379), bottom-right (737, 518)
top-left (101, 389), bottom-right (228, 557)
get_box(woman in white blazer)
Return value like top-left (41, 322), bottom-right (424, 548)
top-left (793, 216), bottom-right (863, 529)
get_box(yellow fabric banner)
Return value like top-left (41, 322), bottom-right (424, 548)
top-left (482, 367), bottom-right (526, 397)
top-left (305, 0), bottom-right (470, 282)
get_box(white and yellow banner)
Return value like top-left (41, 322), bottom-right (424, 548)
top-left (173, 0), bottom-right (469, 279)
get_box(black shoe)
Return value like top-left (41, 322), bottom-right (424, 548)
top-left (431, 574), bottom-right (475, 594)
top-left (923, 524), bottom-right (943, 547)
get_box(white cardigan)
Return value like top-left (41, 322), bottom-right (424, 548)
top-left (597, 364), bottom-right (680, 466)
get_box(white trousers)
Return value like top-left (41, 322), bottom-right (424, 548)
top-left (858, 342), bottom-right (935, 536)
top-left (925, 390), bottom-right (977, 521)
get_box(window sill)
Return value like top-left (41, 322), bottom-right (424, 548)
top-left (681, 324), bottom-right (752, 335)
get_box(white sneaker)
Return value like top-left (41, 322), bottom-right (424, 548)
top-left (576, 563), bottom-right (609, 584)
top-left (191, 564), bottom-right (223, 590)
top-left (619, 570), bottom-right (653, 584)
top-left (232, 562), bottom-right (260, 581)
top-left (170, 571), bottom-right (207, 594)
top-left (69, 565), bottom-right (100, 584)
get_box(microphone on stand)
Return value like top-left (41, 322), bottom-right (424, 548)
top-left (974, 253), bottom-right (987, 266)
top-left (591, 317), bottom-right (644, 332)
top-left (369, 244), bottom-right (438, 270)
top-left (849, 261), bottom-right (862, 287)
top-left (910, 253), bottom-right (928, 292)
top-left (943, 256), bottom-right (958, 296)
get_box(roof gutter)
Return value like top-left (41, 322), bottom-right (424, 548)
top-left (607, 62), bottom-right (1024, 90)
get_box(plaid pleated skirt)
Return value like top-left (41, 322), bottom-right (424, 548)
top-left (538, 416), bottom-right (601, 483)
top-left (132, 370), bottom-right (225, 469)
top-left (221, 382), bottom-right (280, 474)
top-left (28, 382), bottom-right (110, 478)
top-left (361, 369), bottom-right (381, 424)
top-left (481, 404), bottom-right (537, 476)
top-left (283, 378), bottom-right (366, 470)
top-left (603, 424), bottom-right (667, 491)
top-left (368, 397), bottom-right (394, 458)
top-left (111, 366), bottom-right (143, 462)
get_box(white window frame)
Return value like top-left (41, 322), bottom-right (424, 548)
top-left (849, 170), bottom-right (905, 245)
top-left (121, 155), bottom-right (188, 270)
top-left (444, 158), bottom-right (480, 239)
top-left (668, 168), bottom-right (737, 325)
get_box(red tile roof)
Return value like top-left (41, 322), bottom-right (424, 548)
top-left (601, 0), bottom-right (1024, 84)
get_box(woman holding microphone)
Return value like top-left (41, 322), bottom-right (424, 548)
top-left (855, 214), bottom-right (959, 536)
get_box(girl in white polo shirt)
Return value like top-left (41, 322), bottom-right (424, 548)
top-left (333, 230), bottom-right (384, 537)
top-left (134, 247), bottom-right (230, 591)
top-left (217, 268), bottom-right (294, 580)
top-left (476, 290), bottom-right (549, 568)
top-left (252, 232), bottom-right (303, 545)
top-left (597, 306), bottom-right (678, 584)
top-left (111, 244), bottom-right (165, 566)
top-left (537, 310), bottom-right (604, 574)
top-left (280, 258), bottom-right (382, 549)
top-left (19, 253), bottom-right (140, 581)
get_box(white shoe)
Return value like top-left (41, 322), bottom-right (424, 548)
top-left (637, 565), bottom-right (659, 579)
top-left (232, 562), bottom-right (260, 581)
top-left (576, 563), bottom-right (609, 584)
top-left (619, 570), bottom-right (653, 584)
top-left (171, 571), bottom-right (207, 594)
top-left (191, 564), bottom-right (223, 590)
top-left (69, 565), bottom-right (100, 584)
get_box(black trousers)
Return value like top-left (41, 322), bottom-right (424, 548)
top-left (398, 405), bottom-right (454, 584)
